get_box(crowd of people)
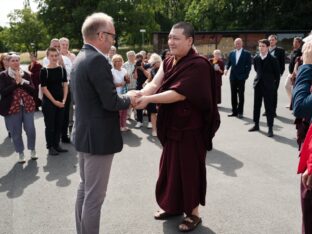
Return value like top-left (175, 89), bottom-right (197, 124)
top-left (0, 11), bottom-right (312, 234)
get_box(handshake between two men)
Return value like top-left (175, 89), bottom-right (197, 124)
top-left (126, 90), bottom-right (150, 109)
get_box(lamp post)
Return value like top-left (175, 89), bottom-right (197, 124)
top-left (140, 29), bottom-right (146, 48)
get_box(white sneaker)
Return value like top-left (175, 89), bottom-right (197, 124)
top-left (30, 150), bottom-right (38, 160)
top-left (152, 130), bottom-right (157, 137)
top-left (18, 153), bottom-right (26, 164)
top-left (147, 122), bottom-right (152, 129)
top-left (135, 122), bottom-right (143, 128)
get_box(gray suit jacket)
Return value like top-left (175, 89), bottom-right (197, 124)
top-left (71, 44), bottom-right (131, 155)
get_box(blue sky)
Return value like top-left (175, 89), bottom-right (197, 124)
top-left (0, 0), bottom-right (38, 27)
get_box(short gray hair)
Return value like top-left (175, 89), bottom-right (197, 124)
top-left (81, 12), bottom-right (114, 41)
top-left (126, 50), bottom-right (135, 57)
top-left (59, 37), bottom-right (69, 43)
top-left (148, 53), bottom-right (162, 65)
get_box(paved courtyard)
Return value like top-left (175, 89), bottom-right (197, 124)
top-left (0, 65), bottom-right (302, 234)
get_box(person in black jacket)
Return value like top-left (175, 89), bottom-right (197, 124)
top-left (249, 39), bottom-right (280, 137)
top-left (267, 34), bottom-right (285, 116)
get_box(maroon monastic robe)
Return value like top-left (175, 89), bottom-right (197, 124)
top-left (156, 48), bottom-right (220, 215)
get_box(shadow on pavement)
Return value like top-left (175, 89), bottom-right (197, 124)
top-left (122, 131), bottom-right (142, 147)
top-left (43, 146), bottom-right (78, 187)
top-left (258, 131), bottom-right (298, 148)
top-left (0, 137), bottom-right (15, 157)
top-left (275, 115), bottom-right (294, 125)
top-left (218, 106), bottom-right (232, 114)
top-left (0, 160), bottom-right (39, 198)
top-left (162, 218), bottom-right (216, 234)
top-left (206, 148), bottom-right (243, 177)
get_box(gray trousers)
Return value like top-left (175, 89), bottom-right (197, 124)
top-left (5, 107), bottom-right (36, 153)
top-left (75, 152), bottom-right (114, 234)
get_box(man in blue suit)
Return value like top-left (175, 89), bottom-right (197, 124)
top-left (225, 38), bottom-right (252, 118)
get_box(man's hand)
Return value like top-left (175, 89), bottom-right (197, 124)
top-left (302, 169), bottom-right (312, 190)
top-left (126, 90), bottom-right (141, 107)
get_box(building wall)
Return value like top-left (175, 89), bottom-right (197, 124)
top-left (153, 30), bottom-right (309, 59)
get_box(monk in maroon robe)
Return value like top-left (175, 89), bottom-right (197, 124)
top-left (135, 22), bottom-right (220, 232)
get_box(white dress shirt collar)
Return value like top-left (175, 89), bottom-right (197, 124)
top-left (260, 52), bottom-right (268, 60)
top-left (85, 43), bottom-right (109, 61)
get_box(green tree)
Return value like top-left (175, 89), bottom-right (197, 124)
top-left (4, 6), bottom-right (49, 52)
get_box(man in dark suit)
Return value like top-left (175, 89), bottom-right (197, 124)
top-left (71, 13), bottom-right (135, 234)
top-left (225, 38), bottom-right (252, 118)
top-left (249, 39), bottom-right (280, 137)
top-left (265, 34), bottom-right (285, 116)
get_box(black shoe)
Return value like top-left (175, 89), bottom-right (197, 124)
top-left (55, 146), bottom-right (68, 153)
top-left (48, 147), bottom-right (59, 156)
top-left (8, 132), bottom-right (11, 138)
top-left (248, 125), bottom-right (259, 132)
top-left (228, 113), bottom-right (237, 117)
top-left (262, 112), bottom-right (266, 116)
top-left (237, 114), bottom-right (243, 119)
top-left (61, 136), bottom-right (71, 143)
top-left (274, 113), bottom-right (277, 117)
top-left (268, 128), bottom-right (274, 137)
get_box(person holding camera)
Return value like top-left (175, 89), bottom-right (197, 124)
top-left (134, 53), bottom-right (151, 128)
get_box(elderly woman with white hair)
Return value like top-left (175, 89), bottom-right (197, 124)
top-left (146, 53), bottom-right (162, 136)
top-left (209, 49), bottom-right (224, 104)
top-left (0, 54), bottom-right (37, 163)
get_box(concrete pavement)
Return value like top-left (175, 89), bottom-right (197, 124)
top-left (0, 65), bottom-right (302, 234)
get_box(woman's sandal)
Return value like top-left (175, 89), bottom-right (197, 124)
top-left (154, 210), bottom-right (183, 220)
top-left (178, 215), bottom-right (202, 232)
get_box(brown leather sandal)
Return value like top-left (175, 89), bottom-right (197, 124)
top-left (178, 215), bottom-right (202, 232)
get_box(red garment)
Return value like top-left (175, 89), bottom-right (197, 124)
top-left (29, 62), bottom-right (42, 108)
top-left (298, 124), bottom-right (312, 175)
top-left (156, 49), bottom-right (220, 215)
top-left (8, 88), bottom-right (35, 115)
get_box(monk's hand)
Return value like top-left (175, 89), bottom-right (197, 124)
top-left (135, 95), bottom-right (149, 109)
top-left (302, 169), bottom-right (312, 190)
top-left (303, 41), bottom-right (312, 64)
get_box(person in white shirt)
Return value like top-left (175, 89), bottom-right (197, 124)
top-left (123, 50), bottom-right (136, 119)
top-left (111, 54), bottom-right (130, 131)
top-left (59, 37), bottom-right (76, 142)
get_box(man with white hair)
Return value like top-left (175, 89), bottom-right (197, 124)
top-left (224, 38), bottom-right (252, 119)
top-left (123, 50), bottom-right (136, 119)
top-left (71, 12), bottom-right (136, 234)
top-left (42, 38), bottom-right (72, 76)
top-left (59, 37), bottom-right (76, 142)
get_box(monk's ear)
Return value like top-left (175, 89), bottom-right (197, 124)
top-left (187, 37), bottom-right (193, 47)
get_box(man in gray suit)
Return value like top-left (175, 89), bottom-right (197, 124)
top-left (71, 12), bottom-right (135, 234)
